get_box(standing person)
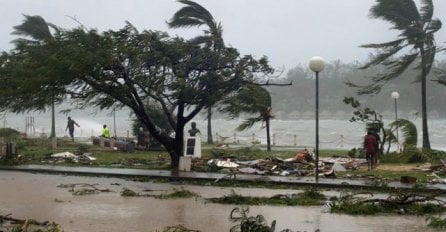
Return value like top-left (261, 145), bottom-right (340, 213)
top-left (102, 125), bottom-right (111, 139)
top-left (65, 117), bottom-right (80, 141)
top-left (371, 129), bottom-right (381, 166)
top-left (364, 130), bottom-right (377, 171)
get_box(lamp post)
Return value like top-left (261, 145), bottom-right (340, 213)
top-left (391, 91), bottom-right (400, 151)
top-left (309, 56), bottom-right (325, 184)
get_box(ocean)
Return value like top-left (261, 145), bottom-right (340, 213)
top-left (2, 108), bottom-right (445, 151)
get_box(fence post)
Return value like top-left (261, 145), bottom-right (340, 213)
top-left (294, 135), bottom-right (297, 146)
top-left (216, 132), bottom-right (219, 143)
top-left (272, 133), bottom-right (275, 145)
top-left (340, 134), bottom-right (344, 147)
top-left (234, 133), bottom-right (237, 144)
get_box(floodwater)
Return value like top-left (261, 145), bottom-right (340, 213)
top-left (0, 170), bottom-right (437, 232)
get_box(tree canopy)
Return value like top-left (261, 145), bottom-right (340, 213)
top-left (346, 0), bottom-right (442, 149)
top-left (0, 21), bottom-right (274, 167)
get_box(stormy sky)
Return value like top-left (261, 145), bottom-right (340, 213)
top-left (1, 0), bottom-right (446, 71)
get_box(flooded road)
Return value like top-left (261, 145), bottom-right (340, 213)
top-left (0, 170), bottom-right (436, 232)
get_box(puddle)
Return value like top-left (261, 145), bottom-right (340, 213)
top-left (0, 171), bottom-right (437, 232)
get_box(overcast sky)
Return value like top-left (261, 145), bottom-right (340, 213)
top-left (1, 0), bottom-right (446, 72)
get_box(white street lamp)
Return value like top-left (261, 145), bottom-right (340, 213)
top-left (309, 56), bottom-right (325, 184)
top-left (391, 91), bottom-right (400, 151)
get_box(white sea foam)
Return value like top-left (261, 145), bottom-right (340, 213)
top-left (2, 110), bottom-right (445, 151)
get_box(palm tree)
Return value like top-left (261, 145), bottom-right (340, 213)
top-left (389, 118), bottom-right (418, 151)
top-left (168, 0), bottom-right (224, 144)
top-left (12, 15), bottom-right (60, 138)
top-left (222, 85), bottom-right (274, 151)
top-left (353, 0), bottom-right (441, 150)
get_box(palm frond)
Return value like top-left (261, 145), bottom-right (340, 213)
top-left (11, 15), bottom-right (53, 43)
top-left (389, 118), bottom-right (417, 148)
top-left (359, 44), bottom-right (405, 69)
top-left (236, 117), bottom-right (263, 131)
top-left (189, 35), bottom-right (212, 46)
top-left (177, 0), bottom-right (213, 22)
top-left (426, 18), bottom-right (442, 34)
top-left (379, 52), bottom-right (418, 79)
top-left (168, 18), bottom-right (204, 28)
top-left (360, 39), bottom-right (405, 49)
top-left (370, 0), bottom-right (420, 30)
top-left (420, 0), bottom-right (434, 21)
top-left (168, 0), bottom-right (215, 28)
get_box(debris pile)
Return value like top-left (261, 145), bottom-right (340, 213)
top-left (43, 152), bottom-right (96, 164)
top-left (203, 150), bottom-right (367, 177)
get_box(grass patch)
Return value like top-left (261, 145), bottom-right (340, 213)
top-left (331, 202), bottom-right (445, 215)
top-left (156, 188), bottom-right (197, 199)
top-left (329, 191), bottom-right (446, 216)
top-left (335, 169), bottom-right (433, 183)
top-left (120, 187), bottom-right (197, 199)
top-left (427, 216), bottom-right (446, 229)
top-left (208, 188), bottom-right (326, 206)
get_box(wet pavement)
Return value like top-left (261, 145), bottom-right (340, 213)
top-left (0, 170), bottom-right (441, 232)
top-left (1, 164), bottom-right (446, 191)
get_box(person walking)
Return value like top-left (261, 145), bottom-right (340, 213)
top-left (66, 117), bottom-right (80, 141)
top-left (364, 130), bottom-right (377, 171)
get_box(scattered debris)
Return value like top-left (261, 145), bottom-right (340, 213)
top-left (204, 152), bottom-right (366, 178)
top-left (207, 159), bottom-right (239, 168)
top-left (400, 176), bottom-right (417, 184)
top-left (57, 183), bottom-right (112, 195)
top-left (0, 214), bottom-right (62, 231)
top-left (47, 152), bottom-right (96, 164)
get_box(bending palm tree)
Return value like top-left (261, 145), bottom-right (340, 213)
top-left (351, 0), bottom-right (441, 149)
top-left (222, 85), bottom-right (274, 151)
top-left (168, 0), bottom-right (224, 144)
top-left (12, 15), bottom-right (59, 138)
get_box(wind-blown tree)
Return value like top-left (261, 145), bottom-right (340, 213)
top-left (168, 0), bottom-right (225, 144)
top-left (221, 85), bottom-right (274, 151)
top-left (389, 118), bottom-right (418, 152)
top-left (8, 15), bottom-right (65, 138)
top-left (347, 0), bottom-right (442, 150)
top-left (52, 23), bottom-right (273, 168)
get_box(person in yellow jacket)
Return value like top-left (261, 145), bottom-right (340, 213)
top-left (101, 125), bottom-right (111, 138)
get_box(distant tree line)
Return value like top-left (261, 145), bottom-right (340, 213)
top-left (263, 59), bottom-right (446, 119)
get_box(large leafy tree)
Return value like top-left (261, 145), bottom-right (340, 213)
top-left (347, 0), bottom-right (442, 149)
top-left (168, 0), bottom-right (225, 144)
top-left (42, 23), bottom-right (272, 168)
top-left (0, 15), bottom-right (70, 138)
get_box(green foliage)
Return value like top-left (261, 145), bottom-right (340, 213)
top-left (0, 128), bottom-right (20, 138)
top-left (121, 188), bottom-right (139, 197)
top-left (329, 191), bottom-right (446, 216)
top-left (208, 189), bottom-right (325, 206)
top-left (330, 201), bottom-right (382, 215)
top-left (156, 188), bottom-right (197, 199)
top-left (229, 206), bottom-right (312, 232)
top-left (230, 207), bottom-right (276, 232)
top-left (131, 101), bottom-right (173, 138)
top-left (2, 12), bottom-right (274, 168)
top-left (427, 216), bottom-right (446, 229)
top-left (351, 0), bottom-right (441, 149)
top-left (381, 148), bottom-right (446, 164)
top-left (389, 119), bottom-right (418, 149)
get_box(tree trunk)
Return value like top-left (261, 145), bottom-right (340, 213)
top-left (266, 118), bottom-right (271, 152)
top-left (421, 56), bottom-right (431, 150)
top-left (49, 98), bottom-right (56, 138)
top-left (207, 107), bottom-right (213, 144)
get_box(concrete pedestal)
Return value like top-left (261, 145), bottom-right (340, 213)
top-left (179, 156), bottom-right (192, 172)
top-left (183, 136), bottom-right (201, 158)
